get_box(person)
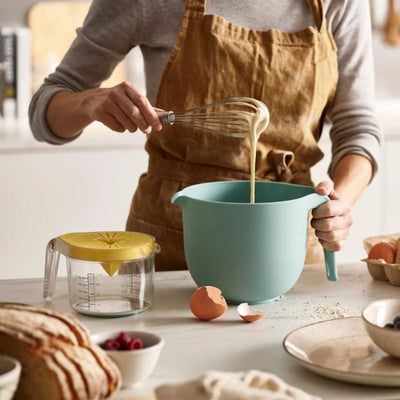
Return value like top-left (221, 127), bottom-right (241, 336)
top-left (29, 0), bottom-right (382, 270)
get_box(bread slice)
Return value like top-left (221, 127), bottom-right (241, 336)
top-left (0, 304), bottom-right (90, 345)
top-left (0, 304), bottom-right (121, 400)
top-left (0, 332), bottom-right (74, 400)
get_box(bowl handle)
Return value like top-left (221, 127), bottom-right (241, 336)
top-left (304, 193), bottom-right (338, 282)
top-left (324, 249), bottom-right (338, 281)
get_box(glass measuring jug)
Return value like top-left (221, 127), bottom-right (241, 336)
top-left (44, 231), bottom-right (160, 317)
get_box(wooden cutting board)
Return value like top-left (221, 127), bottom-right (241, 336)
top-left (27, 1), bottom-right (126, 92)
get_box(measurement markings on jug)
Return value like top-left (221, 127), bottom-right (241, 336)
top-left (76, 273), bottom-right (99, 311)
top-left (72, 272), bottom-right (151, 316)
top-left (122, 269), bottom-right (146, 309)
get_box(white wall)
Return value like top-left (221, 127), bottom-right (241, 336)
top-left (0, 129), bottom-right (148, 279)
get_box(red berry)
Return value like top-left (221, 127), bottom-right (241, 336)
top-left (133, 338), bottom-right (143, 349)
top-left (103, 332), bottom-right (144, 351)
top-left (127, 338), bottom-right (143, 350)
top-left (105, 339), bottom-right (121, 350)
top-left (116, 331), bottom-right (130, 343)
top-left (115, 331), bottom-right (132, 349)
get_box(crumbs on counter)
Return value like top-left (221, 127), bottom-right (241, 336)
top-left (274, 300), bottom-right (356, 324)
top-left (299, 301), bottom-right (355, 322)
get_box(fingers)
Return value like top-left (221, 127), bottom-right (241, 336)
top-left (107, 99), bottom-right (139, 132)
top-left (97, 112), bottom-right (126, 133)
top-left (315, 181), bottom-right (333, 195)
top-left (312, 198), bottom-right (351, 219)
top-left (315, 181), bottom-right (340, 200)
top-left (311, 197), bottom-right (353, 252)
top-left (318, 237), bottom-right (347, 252)
top-left (124, 83), bottom-right (162, 132)
top-left (314, 225), bottom-right (350, 251)
top-left (92, 82), bottom-right (162, 134)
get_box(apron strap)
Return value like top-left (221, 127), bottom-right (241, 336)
top-left (306, 0), bottom-right (326, 32)
top-left (185, 0), bottom-right (206, 14)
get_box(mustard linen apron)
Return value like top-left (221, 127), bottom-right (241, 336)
top-left (126, 0), bottom-right (338, 270)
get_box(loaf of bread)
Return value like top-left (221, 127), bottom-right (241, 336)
top-left (0, 304), bottom-right (121, 400)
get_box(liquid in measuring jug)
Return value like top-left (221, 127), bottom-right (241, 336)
top-left (67, 258), bottom-right (154, 317)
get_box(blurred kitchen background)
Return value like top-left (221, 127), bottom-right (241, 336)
top-left (0, 0), bottom-right (399, 279)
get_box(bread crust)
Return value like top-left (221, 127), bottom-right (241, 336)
top-left (0, 304), bottom-right (121, 400)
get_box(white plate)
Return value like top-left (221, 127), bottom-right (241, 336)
top-left (283, 316), bottom-right (400, 387)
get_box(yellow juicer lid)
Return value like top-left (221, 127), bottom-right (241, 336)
top-left (55, 231), bottom-right (160, 276)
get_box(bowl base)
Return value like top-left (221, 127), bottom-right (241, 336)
top-left (225, 295), bottom-right (280, 305)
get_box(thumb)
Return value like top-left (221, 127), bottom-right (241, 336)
top-left (315, 181), bottom-right (340, 200)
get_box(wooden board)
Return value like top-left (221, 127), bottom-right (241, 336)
top-left (27, 1), bottom-right (126, 92)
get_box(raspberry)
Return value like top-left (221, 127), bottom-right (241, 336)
top-left (102, 332), bottom-right (144, 351)
top-left (105, 339), bottom-right (121, 350)
top-left (117, 331), bottom-right (131, 343)
top-left (127, 338), bottom-right (143, 350)
top-left (116, 331), bottom-right (132, 349)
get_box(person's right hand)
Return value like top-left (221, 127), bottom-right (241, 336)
top-left (87, 81), bottom-right (162, 134)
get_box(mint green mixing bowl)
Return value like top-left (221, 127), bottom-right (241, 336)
top-left (172, 181), bottom-right (337, 304)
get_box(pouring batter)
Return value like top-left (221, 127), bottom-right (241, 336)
top-left (30, 0), bottom-right (382, 270)
top-left (158, 97), bottom-right (270, 203)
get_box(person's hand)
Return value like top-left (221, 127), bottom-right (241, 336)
top-left (87, 81), bottom-right (162, 134)
top-left (311, 181), bottom-right (353, 252)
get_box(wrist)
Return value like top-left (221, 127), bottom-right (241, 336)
top-left (332, 154), bottom-right (373, 205)
top-left (46, 90), bottom-right (96, 139)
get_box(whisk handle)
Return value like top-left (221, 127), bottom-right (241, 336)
top-left (157, 110), bottom-right (175, 125)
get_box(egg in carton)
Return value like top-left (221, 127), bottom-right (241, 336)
top-left (362, 233), bottom-right (400, 285)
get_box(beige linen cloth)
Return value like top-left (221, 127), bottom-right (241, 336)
top-left (155, 370), bottom-right (322, 400)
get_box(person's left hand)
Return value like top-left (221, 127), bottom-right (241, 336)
top-left (311, 181), bottom-right (353, 252)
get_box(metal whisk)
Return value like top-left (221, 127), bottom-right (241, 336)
top-left (156, 97), bottom-right (269, 138)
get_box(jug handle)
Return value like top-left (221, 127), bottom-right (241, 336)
top-left (43, 238), bottom-right (60, 301)
top-left (303, 193), bottom-right (338, 282)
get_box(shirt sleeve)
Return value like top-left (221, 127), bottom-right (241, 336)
top-left (326, 0), bottom-right (382, 180)
top-left (29, 0), bottom-right (141, 144)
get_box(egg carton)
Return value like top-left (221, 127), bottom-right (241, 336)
top-left (362, 233), bottom-right (400, 285)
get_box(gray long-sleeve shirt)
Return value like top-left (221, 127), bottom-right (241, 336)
top-left (29, 0), bottom-right (382, 178)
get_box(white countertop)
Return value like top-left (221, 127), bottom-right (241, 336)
top-left (1, 263), bottom-right (400, 400)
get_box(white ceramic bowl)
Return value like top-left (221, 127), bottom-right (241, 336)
top-left (0, 355), bottom-right (21, 400)
top-left (362, 298), bottom-right (400, 358)
top-left (91, 330), bottom-right (164, 388)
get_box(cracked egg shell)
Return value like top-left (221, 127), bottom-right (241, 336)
top-left (190, 286), bottom-right (227, 321)
top-left (237, 303), bottom-right (265, 323)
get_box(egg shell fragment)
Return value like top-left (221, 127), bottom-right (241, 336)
top-left (237, 303), bottom-right (265, 323)
top-left (190, 286), bottom-right (227, 321)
